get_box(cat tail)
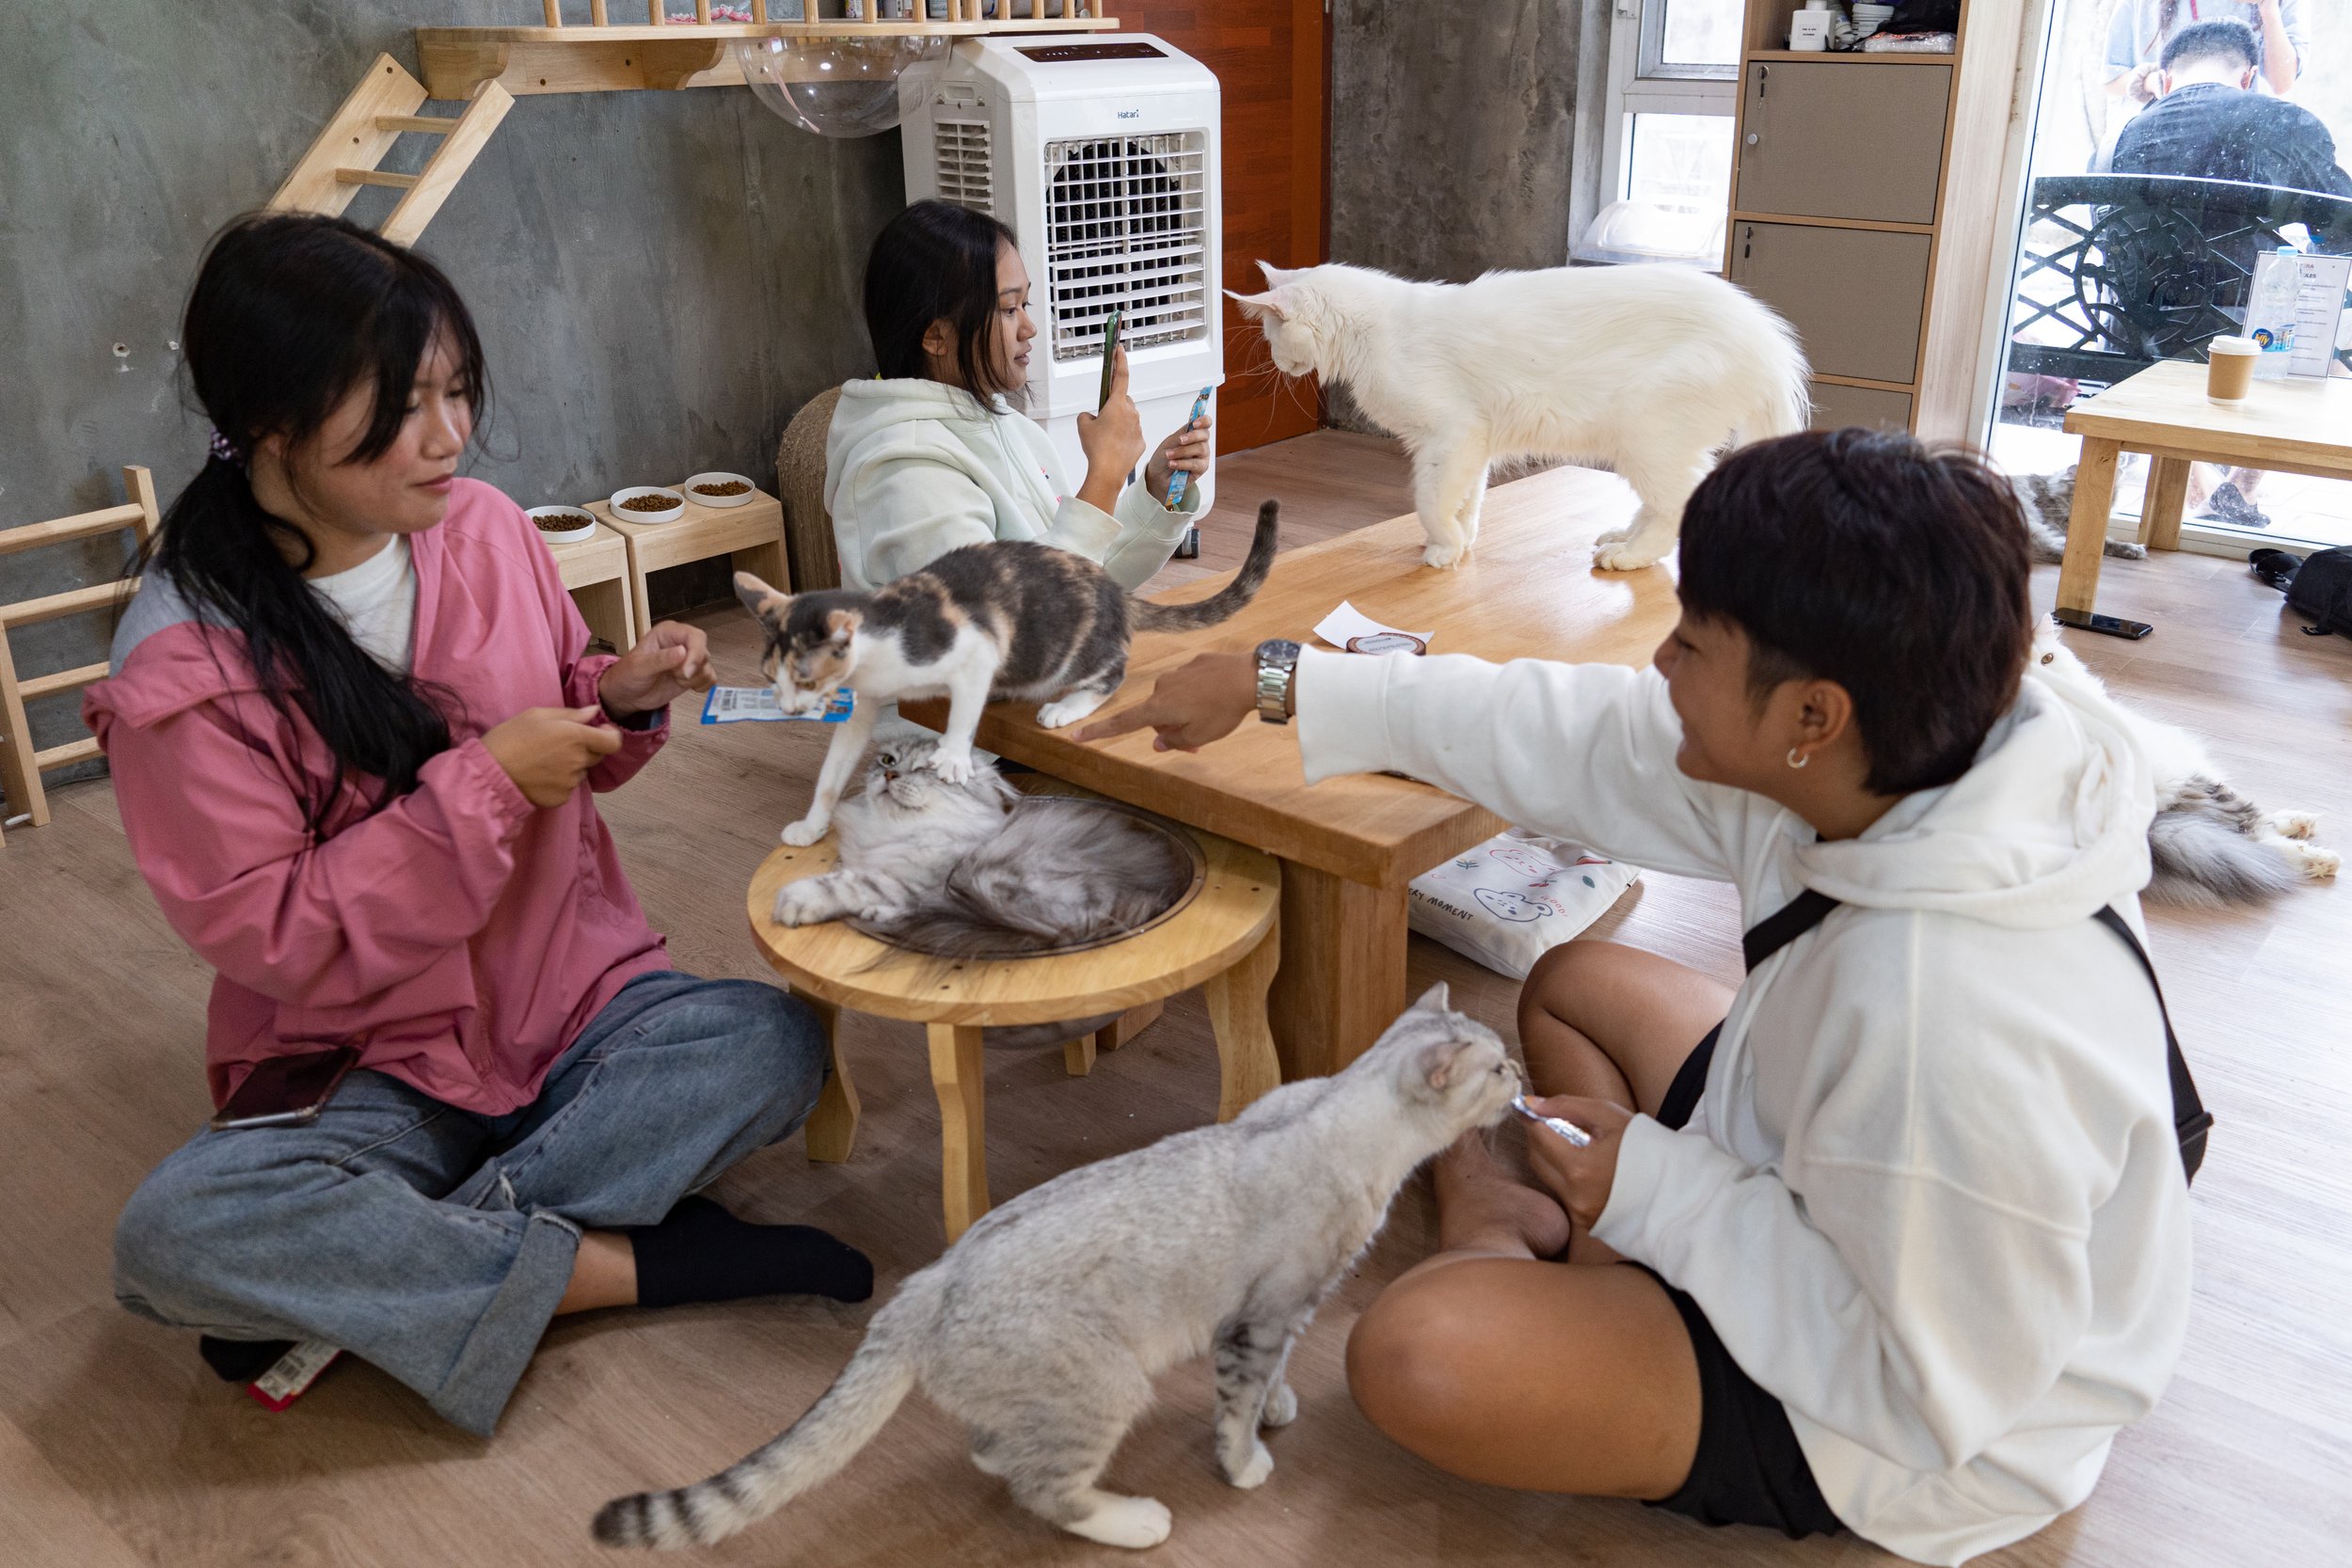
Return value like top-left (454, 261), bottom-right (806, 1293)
top-left (591, 1273), bottom-right (944, 1550)
top-left (2146, 805), bottom-right (2301, 908)
top-left (1129, 499), bottom-right (1281, 632)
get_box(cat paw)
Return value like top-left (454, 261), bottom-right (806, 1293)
top-left (2272, 811), bottom-right (2321, 841)
top-left (1595, 537), bottom-right (1670, 572)
top-left (1594, 524), bottom-right (1633, 547)
top-left (1063, 1496), bottom-right (1173, 1550)
top-left (1037, 690), bottom-right (1109, 730)
top-left (2105, 539), bottom-right (2150, 561)
top-left (1260, 1383), bottom-right (1298, 1429)
top-left (2294, 844), bottom-right (2341, 881)
top-left (772, 882), bottom-right (836, 927)
top-left (1222, 1440), bottom-right (1275, 1490)
top-left (930, 748), bottom-right (976, 784)
top-left (1421, 539), bottom-right (1465, 570)
top-left (780, 816), bottom-right (829, 847)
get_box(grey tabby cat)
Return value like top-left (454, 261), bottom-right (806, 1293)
top-left (2012, 466), bottom-right (2149, 564)
top-left (592, 983), bottom-right (1521, 1553)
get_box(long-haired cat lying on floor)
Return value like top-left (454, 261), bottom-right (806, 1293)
top-left (593, 984), bottom-right (1520, 1553)
top-left (739, 500), bottom-right (1280, 847)
top-left (1227, 261), bottom-right (1807, 570)
top-left (2037, 626), bottom-right (2337, 903)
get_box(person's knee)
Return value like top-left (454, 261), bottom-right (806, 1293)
top-left (112, 1154), bottom-right (245, 1320)
top-left (1518, 940), bottom-right (1622, 1034)
top-left (1346, 1275), bottom-right (1488, 1454)
top-left (697, 980), bottom-right (829, 1118)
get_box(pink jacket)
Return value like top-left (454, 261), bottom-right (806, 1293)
top-left (84, 479), bottom-right (672, 1116)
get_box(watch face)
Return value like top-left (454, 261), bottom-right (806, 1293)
top-left (1258, 639), bottom-right (1302, 665)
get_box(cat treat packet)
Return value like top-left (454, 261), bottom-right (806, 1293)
top-left (701, 686), bottom-right (853, 724)
top-left (1407, 829), bottom-right (1640, 979)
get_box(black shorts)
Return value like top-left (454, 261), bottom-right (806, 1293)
top-left (1636, 1023), bottom-right (1844, 1540)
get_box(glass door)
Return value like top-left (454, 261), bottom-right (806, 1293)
top-left (1984, 0), bottom-right (2352, 549)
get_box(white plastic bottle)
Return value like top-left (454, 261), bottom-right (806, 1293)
top-left (2247, 244), bottom-right (2302, 381)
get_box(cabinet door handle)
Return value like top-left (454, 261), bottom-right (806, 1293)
top-left (1745, 132), bottom-right (1759, 146)
top-left (1757, 63), bottom-right (1770, 98)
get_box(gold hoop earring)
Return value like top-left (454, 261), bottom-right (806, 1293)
top-left (1787, 748), bottom-right (1809, 770)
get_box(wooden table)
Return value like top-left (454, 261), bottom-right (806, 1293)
top-left (586, 483), bottom-right (792, 641)
top-left (541, 522), bottom-right (637, 653)
top-left (2059, 360), bottom-right (2352, 616)
top-left (906, 465), bottom-right (1678, 1079)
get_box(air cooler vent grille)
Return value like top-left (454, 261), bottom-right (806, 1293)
top-left (1044, 132), bottom-right (1210, 361)
top-left (933, 119), bottom-right (994, 214)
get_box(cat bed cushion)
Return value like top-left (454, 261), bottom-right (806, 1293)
top-left (1407, 830), bottom-right (1642, 980)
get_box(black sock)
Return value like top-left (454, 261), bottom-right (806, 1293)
top-left (199, 1335), bottom-right (295, 1383)
top-left (626, 1196), bottom-right (873, 1309)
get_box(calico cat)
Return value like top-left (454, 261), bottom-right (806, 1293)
top-left (2011, 466), bottom-right (2149, 564)
top-left (1227, 261), bottom-right (1808, 570)
top-left (592, 984), bottom-right (1520, 1553)
top-left (739, 500), bottom-right (1280, 848)
top-left (2036, 628), bottom-right (2337, 903)
top-left (773, 736), bottom-right (1194, 958)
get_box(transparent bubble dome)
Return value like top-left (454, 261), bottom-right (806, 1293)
top-left (735, 34), bottom-right (946, 138)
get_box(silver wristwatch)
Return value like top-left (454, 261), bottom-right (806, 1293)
top-left (1255, 639), bottom-right (1302, 725)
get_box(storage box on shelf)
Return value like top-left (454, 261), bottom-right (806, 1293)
top-left (1723, 0), bottom-right (2026, 440)
top-left (584, 482), bottom-right (791, 642)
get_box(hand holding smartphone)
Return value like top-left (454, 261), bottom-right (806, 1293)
top-left (1097, 307), bottom-right (1124, 411)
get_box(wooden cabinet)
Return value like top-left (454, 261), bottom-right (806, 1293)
top-left (1723, 0), bottom-right (2026, 441)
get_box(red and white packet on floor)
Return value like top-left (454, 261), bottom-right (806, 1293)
top-left (246, 1339), bottom-right (342, 1411)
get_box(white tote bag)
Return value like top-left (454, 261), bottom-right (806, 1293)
top-left (1406, 829), bottom-right (1641, 980)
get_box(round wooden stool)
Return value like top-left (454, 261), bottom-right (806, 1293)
top-left (745, 825), bottom-right (1282, 1242)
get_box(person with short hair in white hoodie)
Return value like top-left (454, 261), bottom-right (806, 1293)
top-left (1082, 430), bottom-right (2195, 1565)
top-left (825, 199), bottom-right (1210, 594)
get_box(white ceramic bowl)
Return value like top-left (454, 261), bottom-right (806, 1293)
top-left (682, 470), bottom-right (758, 509)
top-left (527, 505), bottom-right (598, 545)
top-left (609, 485), bottom-right (685, 525)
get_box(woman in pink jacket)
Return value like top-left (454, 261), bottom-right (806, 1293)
top-left (87, 213), bottom-right (869, 1437)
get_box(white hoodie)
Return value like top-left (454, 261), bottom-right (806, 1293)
top-left (823, 377), bottom-right (1197, 591)
top-left (1295, 648), bottom-right (2192, 1566)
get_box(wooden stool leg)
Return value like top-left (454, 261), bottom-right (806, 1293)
top-left (2143, 455), bottom-right (2190, 551)
top-left (800, 995), bottom-right (858, 1164)
top-left (1063, 1035), bottom-right (1097, 1076)
top-left (0, 630), bottom-right (49, 831)
top-left (2057, 438), bottom-right (2122, 617)
top-left (1205, 920), bottom-right (1283, 1123)
top-left (1093, 998), bottom-right (1165, 1054)
top-left (928, 1022), bottom-right (990, 1242)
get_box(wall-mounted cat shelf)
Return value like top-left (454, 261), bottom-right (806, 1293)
top-left (417, 2), bottom-right (1119, 99)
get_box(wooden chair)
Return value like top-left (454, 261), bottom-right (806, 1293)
top-left (0, 467), bottom-right (160, 842)
top-left (745, 804), bottom-right (1282, 1242)
top-left (773, 384), bottom-right (845, 592)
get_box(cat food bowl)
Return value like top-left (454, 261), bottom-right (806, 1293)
top-left (847, 797), bottom-right (1207, 960)
top-left (527, 506), bottom-right (598, 545)
top-left (683, 471), bottom-right (757, 508)
top-left (610, 485), bottom-right (686, 525)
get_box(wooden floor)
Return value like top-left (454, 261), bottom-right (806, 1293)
top-left (1, 429), bottom-right (2345, 1568)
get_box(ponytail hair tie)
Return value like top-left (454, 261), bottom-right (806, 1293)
top-left (207, 426), bottom-right (244, 466)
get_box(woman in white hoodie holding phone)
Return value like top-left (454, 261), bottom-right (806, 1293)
top-left (1084, 430), bottom-right (2194, 1565)
top-left (826, 199), bottom-right (1210, 593)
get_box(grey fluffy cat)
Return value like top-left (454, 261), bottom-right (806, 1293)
top-left (2012, 466), bottom-right (2149, 564)
top-left (592, 983), bottom-right (1521, 1552)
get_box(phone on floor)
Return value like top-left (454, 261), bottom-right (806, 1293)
top-left (210, 1046), bottom-right (360, 1132)
top-left (1097, 307), bottom-right (1124, 410)
top-left (2051, 607), bottom-right (2153, 641)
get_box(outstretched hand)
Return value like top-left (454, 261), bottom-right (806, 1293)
top-left (1077, 651), bottom-right (1259, 752)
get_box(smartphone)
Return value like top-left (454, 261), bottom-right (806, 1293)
top-left (2050, 607), bottom-right (2153, 641)
top-left (1096, 307), bottom-right (1124, 411)
top-left (210, 1046), bottom-right (360, 1132)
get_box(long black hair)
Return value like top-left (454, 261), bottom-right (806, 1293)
top-left (140, 212), bottom-right (489, 834)
top-left (862, 199), bottom-right (1022, 404)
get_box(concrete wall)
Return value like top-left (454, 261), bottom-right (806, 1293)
top-left (0, 0), bottom-right (902, 774)
top-left (1323, 0), bottom-right (1591, 431)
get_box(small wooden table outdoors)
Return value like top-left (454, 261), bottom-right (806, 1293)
top-left (906, 465), bottom-right (1678, 1080)
top-left (2059, 360), bottom-right (2352, 617)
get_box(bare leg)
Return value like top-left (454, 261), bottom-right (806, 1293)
top-left (1516, 940), bottom-right (1735, 1109)
top-left (556, 1231), bottom-right (637, 1314)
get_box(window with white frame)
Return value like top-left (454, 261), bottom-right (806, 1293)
top-left (1575, 0), bottom-right (1741, 267)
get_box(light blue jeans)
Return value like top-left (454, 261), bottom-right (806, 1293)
top-left (113, 971), bottom-right (827, 1435)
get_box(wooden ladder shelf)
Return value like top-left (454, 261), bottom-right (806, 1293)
top-left (267, 55), bottom-right (514, 247)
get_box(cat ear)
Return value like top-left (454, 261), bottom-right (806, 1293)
top-left (1225, 289), bottom-right (1289, 323)
top-left (1412, 980), bottom-right (1452, 1014)
top-left (823, 607), bottom-right (862, 644)
top-left (1256, 259), bottom-right (1299, 287)
top-left (734, 571), bottom-right (788, 624)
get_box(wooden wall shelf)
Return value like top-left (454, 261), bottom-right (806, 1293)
top-left (418, 5), bottom-right (1120, 99)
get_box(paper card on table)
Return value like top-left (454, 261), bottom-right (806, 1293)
top-left (1313, 600), bottom-right (1435, 651)
top-left (2286, 253), bottom-right (2351, 377)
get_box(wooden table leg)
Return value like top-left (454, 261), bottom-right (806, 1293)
top-left (1205, 919), bottom-right (1282, 1121)
top-left (570, 578), bottom-right (634, 656)
top-left (2058, 437), bottom-right (2122, 616)
top-left (800, 995), bottom-right (857, 1164)
top-left (1063, 1035), bottom-right (1097, 1076)
top-left (2143, 455), bottom-right (2190, 551)
top-left (1266, 862), bottom-right (1409, 1081)
top-left (928, 1022), bottom-right (989, 1242)
top-left (1093, 998), bottom-right (1164, 1053)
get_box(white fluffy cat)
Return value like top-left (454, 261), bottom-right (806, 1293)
top-left (1228, 261), bottom-right (1810, 570)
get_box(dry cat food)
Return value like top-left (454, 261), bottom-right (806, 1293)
top-left (619, 493), bottom-right (681, 514)
top-left (691, 480), bottom-right (752, 498)
top-left (534, 511), bottom-right (593, 531)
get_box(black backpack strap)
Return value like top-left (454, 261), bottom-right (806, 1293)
top-left (1743, 888), bottom-right (1841, 972)
top-left (2092, 907), bottom-right (2214, 1183)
